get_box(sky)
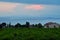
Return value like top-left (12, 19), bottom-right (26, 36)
top-left (0, 0), bottom-right (60, 17)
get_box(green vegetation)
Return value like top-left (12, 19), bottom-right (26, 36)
top-left (0, 28), bottom-right (60, 40)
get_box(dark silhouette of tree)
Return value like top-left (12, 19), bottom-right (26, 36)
top-left (31, 24), bottom-right (35, 27)
top-left (35, 24), bottom-right (38, 27)
top-left (7, 22), bottom-right (12, 28)
top-left (21, 24), bottom-right (26, 28)
top-left (0, 24), bottom-right (2, 28)
top-left (1, 23), bottom-right (6, 26)
top-left (26, 22), bottom-right (30, 28)
top-left (37, 23), bottom-right (43, 28)
top-left (15, 23), bottom-right (21, 28)
top-left (8, 22), bottom-right (14, 28)
top-left (1, 23), bottom-right (6, 28)
top-left (54, 25), bottom-right (56, 28)
top-left (0, 22), bottom-right (44, 28)
top-left (8, 22), bottom-right (11, 27)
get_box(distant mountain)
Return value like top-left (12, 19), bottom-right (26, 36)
top-left (0, 17), bottom-right (60, 21)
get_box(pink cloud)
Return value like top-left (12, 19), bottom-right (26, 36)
top-left (25, 5), bottom-right (43, 10)
top-left (0, 2), bottom-right (18, 12)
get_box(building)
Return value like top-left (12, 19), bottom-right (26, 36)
top-left (44, 22), bottom-right (60, 28)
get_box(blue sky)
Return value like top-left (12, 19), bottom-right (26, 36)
top-left (0, 0), bottom-right (60, 5)
top-left (0, 0), bottom-right (60, 18)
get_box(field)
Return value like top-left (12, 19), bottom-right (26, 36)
top-left (0, 28), bottom-right (60, 40)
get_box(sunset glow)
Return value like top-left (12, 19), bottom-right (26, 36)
top-left (25, 5), bottom-right (43, 10)
top-left (0, 2), bottom-right (18, 12)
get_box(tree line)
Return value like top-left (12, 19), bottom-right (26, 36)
top-left (0, 22), bottom-right (43, 28)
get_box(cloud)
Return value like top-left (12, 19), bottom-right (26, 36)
top-left (0, 2), bottom-right (19, 12)
top-left (0, 2), bottom-right (60, 17)
top-left (24, 5), bottom-right (43, 10)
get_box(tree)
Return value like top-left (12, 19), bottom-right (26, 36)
top-left (9, 22), bottom-right (11, 27)
top-left (32, 24), bottom-right (35, 27)
top-left (54, 25), bottom-right (56, 28)
top-left (0, 24), bottom-right (2, 28)
top-left (15, 23), bottom-right (21, 28)
top-left (26, 22), bottom-right (30, 28)
top-left (1, 23), bottom-right (6, 26)
top-left (1, 23), bottom-right (6, 28)
top-left (35, 24), bottom-right (38, 27)
top-left (21, 25), bottom-right (26, 28)
top-left (37, 23), bottom-right (43, 28)
top-left (7, 22), bottom-right (11, 28)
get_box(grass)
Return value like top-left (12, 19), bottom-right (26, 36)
top-left (0, 28), bottom-right (60, 40)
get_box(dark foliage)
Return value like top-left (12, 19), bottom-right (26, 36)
top-left (0, 23), bottom-right (6, 28)
top-left (37, 23), bottom-right (43, 28)
top-left (26, 22), bottom-right (30, 28)
top-left (0, 22), bottom-right (44, 28)
top-left (21, 25), bottom-right (26, 28)
top-left (35, 24), bottom-right (38, 27)
top-left (0, 24), bottom-right (2, 28)
top-left (15, 23), bottom-right (21, 28)
top-left (31, 24), bottom-right (35, 27)
top-left (1, 23), bottom-right (6, 27)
